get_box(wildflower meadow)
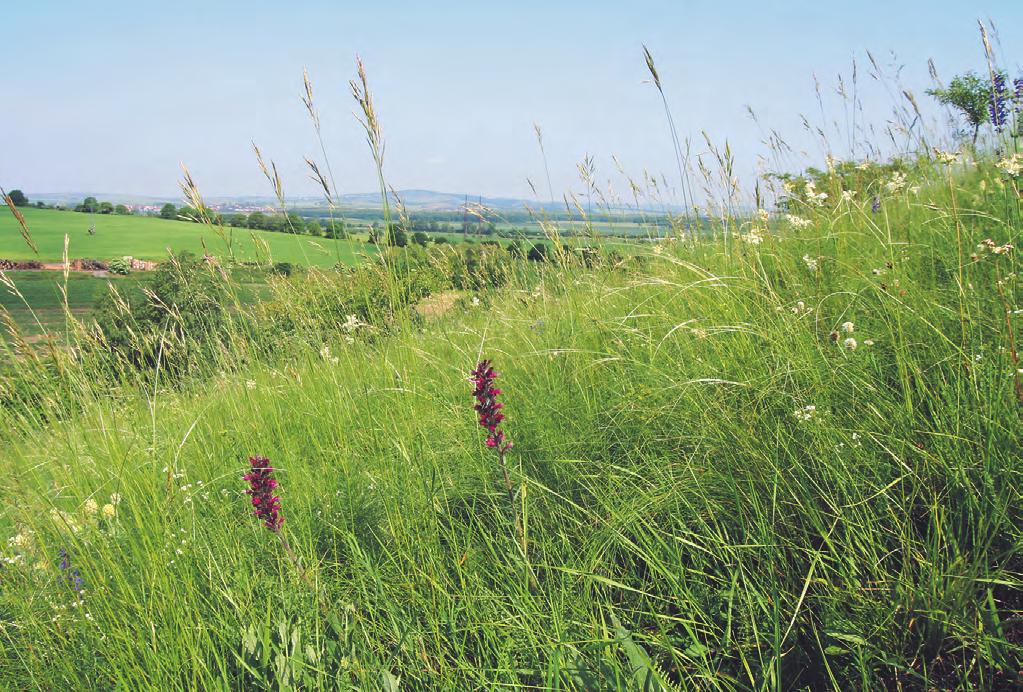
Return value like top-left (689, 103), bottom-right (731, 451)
top-left (0, 13), bottom-right (1021, 691)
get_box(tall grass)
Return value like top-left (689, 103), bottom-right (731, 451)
top-left (0, 35), bottom-right (1021, 690)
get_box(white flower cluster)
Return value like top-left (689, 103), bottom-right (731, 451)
top-left (786, 215), bottom-right (812, 229)
top-left (996, 153), bottom-right (1023, 177)
top-left (976, 238), bottom-right (1014, 257)
top-left (885, 171), bottom-right (907, 193)
top-left (794, 405), bottom-right (817, 422)
top-left (804, 180), bottom-right (829, 206)
top-left (742, 229), bottom-right (764, 245)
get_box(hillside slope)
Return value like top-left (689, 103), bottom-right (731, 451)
top-left (0, 157), bottom-right (1020, 688)
top-left (0, 208), bottom-right (370, 266)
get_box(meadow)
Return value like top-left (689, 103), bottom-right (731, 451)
top-left (0, 208), bottom-right (372, 267)
top-left (0, 43), bottom-right (1021, 690)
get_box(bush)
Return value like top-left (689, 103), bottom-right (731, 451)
top-left (107, 257), bottom-right (132, 275)
top-left (92, 252), bottom-right (231, 371)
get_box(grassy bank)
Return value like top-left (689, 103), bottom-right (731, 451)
top-left (0, 150), bottom-right (1020, 688)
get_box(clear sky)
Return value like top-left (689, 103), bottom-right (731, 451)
top-left (1, 1), bottom-right (1020, 203)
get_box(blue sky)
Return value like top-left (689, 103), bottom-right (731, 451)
top-left (1, 1), bottom-right (1020, 202)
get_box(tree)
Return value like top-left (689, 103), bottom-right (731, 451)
top-left (286, 213), bottom-right (305, 233)
top-left (227, 214), bottom-right (247, 228)
top-left (99, 201), bottom-right (115, 214)
top-left (411, 231), bottom-right (429, 246)
top-left (114, 204), bottom-right (130, 215)
top-left (323, 220), bottom-right (348, 239)
top-left (247, 212), bottom-right (267, 230)
top-left (507, 240), bottom-right (525, 258)
top-left (160, 203), bottom-right (177, 220)
top-left (263, 215), bottom-right (286, 232)
top-left (927, 72), bottom-right (993, 145)
top-left (388, 223), bottom-right (408, 247)
top-left (81, 196), bottom-right (99, 213)
top-left (7, 189), bottom-right (28, 206)
top-left (306, 219), bottom-right (323, 236)
top-left (527, 242), bottom-right (550, 262)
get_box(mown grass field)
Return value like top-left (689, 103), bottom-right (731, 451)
top-left (0, 208), bottom-right (373, 267)
top-left (0, 270), bottom-right (272, 337)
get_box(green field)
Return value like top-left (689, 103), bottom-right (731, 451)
top-left (0, 208), bottom-right (373, 267)
top-left (0, 269), bottom-right (272, 337)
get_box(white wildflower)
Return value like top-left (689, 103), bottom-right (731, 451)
top-left (786, 215), bottom-right (812, 229)
top-left (885, 171), bottom-right (907, 193)
top-left (9, 532), bottom-right (32, 550)
top-left (802, 254), bottom-right (818, 271)
top-left (841, 321), bottom-right (854, 333)
top-left (795, 405), bottom-right (816, 422)
top-left (995, 153), bottom-right (1023, 177)
top-left (933, 148), bottom-right (960, 165)
top-left (83, 499), bottom-right (98, 516)
top-left (843, 337), bottom-right (858, 351)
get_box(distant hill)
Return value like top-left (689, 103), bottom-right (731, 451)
top-left (28, 189), bottom-right (681, 214)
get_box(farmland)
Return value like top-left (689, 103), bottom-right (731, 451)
top-left (0, 208), bottom-right (373, 267)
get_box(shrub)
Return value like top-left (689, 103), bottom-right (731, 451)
top-left (107, 257), bottom-right (132, 275)
top-left (92, 252), bottom-right (231, 370)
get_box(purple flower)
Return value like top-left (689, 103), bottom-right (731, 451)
top-left (871, 196), bottom-right (881, 214)
top-left (243, 456), bottom-right (283, 532)
top-left (58, 548), bottom-right (83, 593)
top-left (989, 73), bottom-right (1009, 131)
top-left (471, 359), bottom-right (512, 454)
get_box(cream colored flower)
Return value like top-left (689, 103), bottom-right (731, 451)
top-left (841, 321), bottom-right (854, 333)
top-left (83, 499), bottom-right (98, 516)
top-left (843, 337), bottom-right (858, 351)
top-left (101, 504), bottom-right (116, 519)
top-left (885, 172), bottom-right (907, 193)
top-left (786, 215), bottom-right (812, 229)
top-left (995, 153), bottom-right (1023, 177)
top-left (9, 532), bottom-right (32, 550)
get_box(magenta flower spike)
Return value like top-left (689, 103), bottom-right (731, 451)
top-left (243, 456), bottom-right (283, 532)
top-left (471, 359), bottom-right (512, 454)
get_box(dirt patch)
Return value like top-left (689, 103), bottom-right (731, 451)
top-left (417, 291), bottom-right (462, 319)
